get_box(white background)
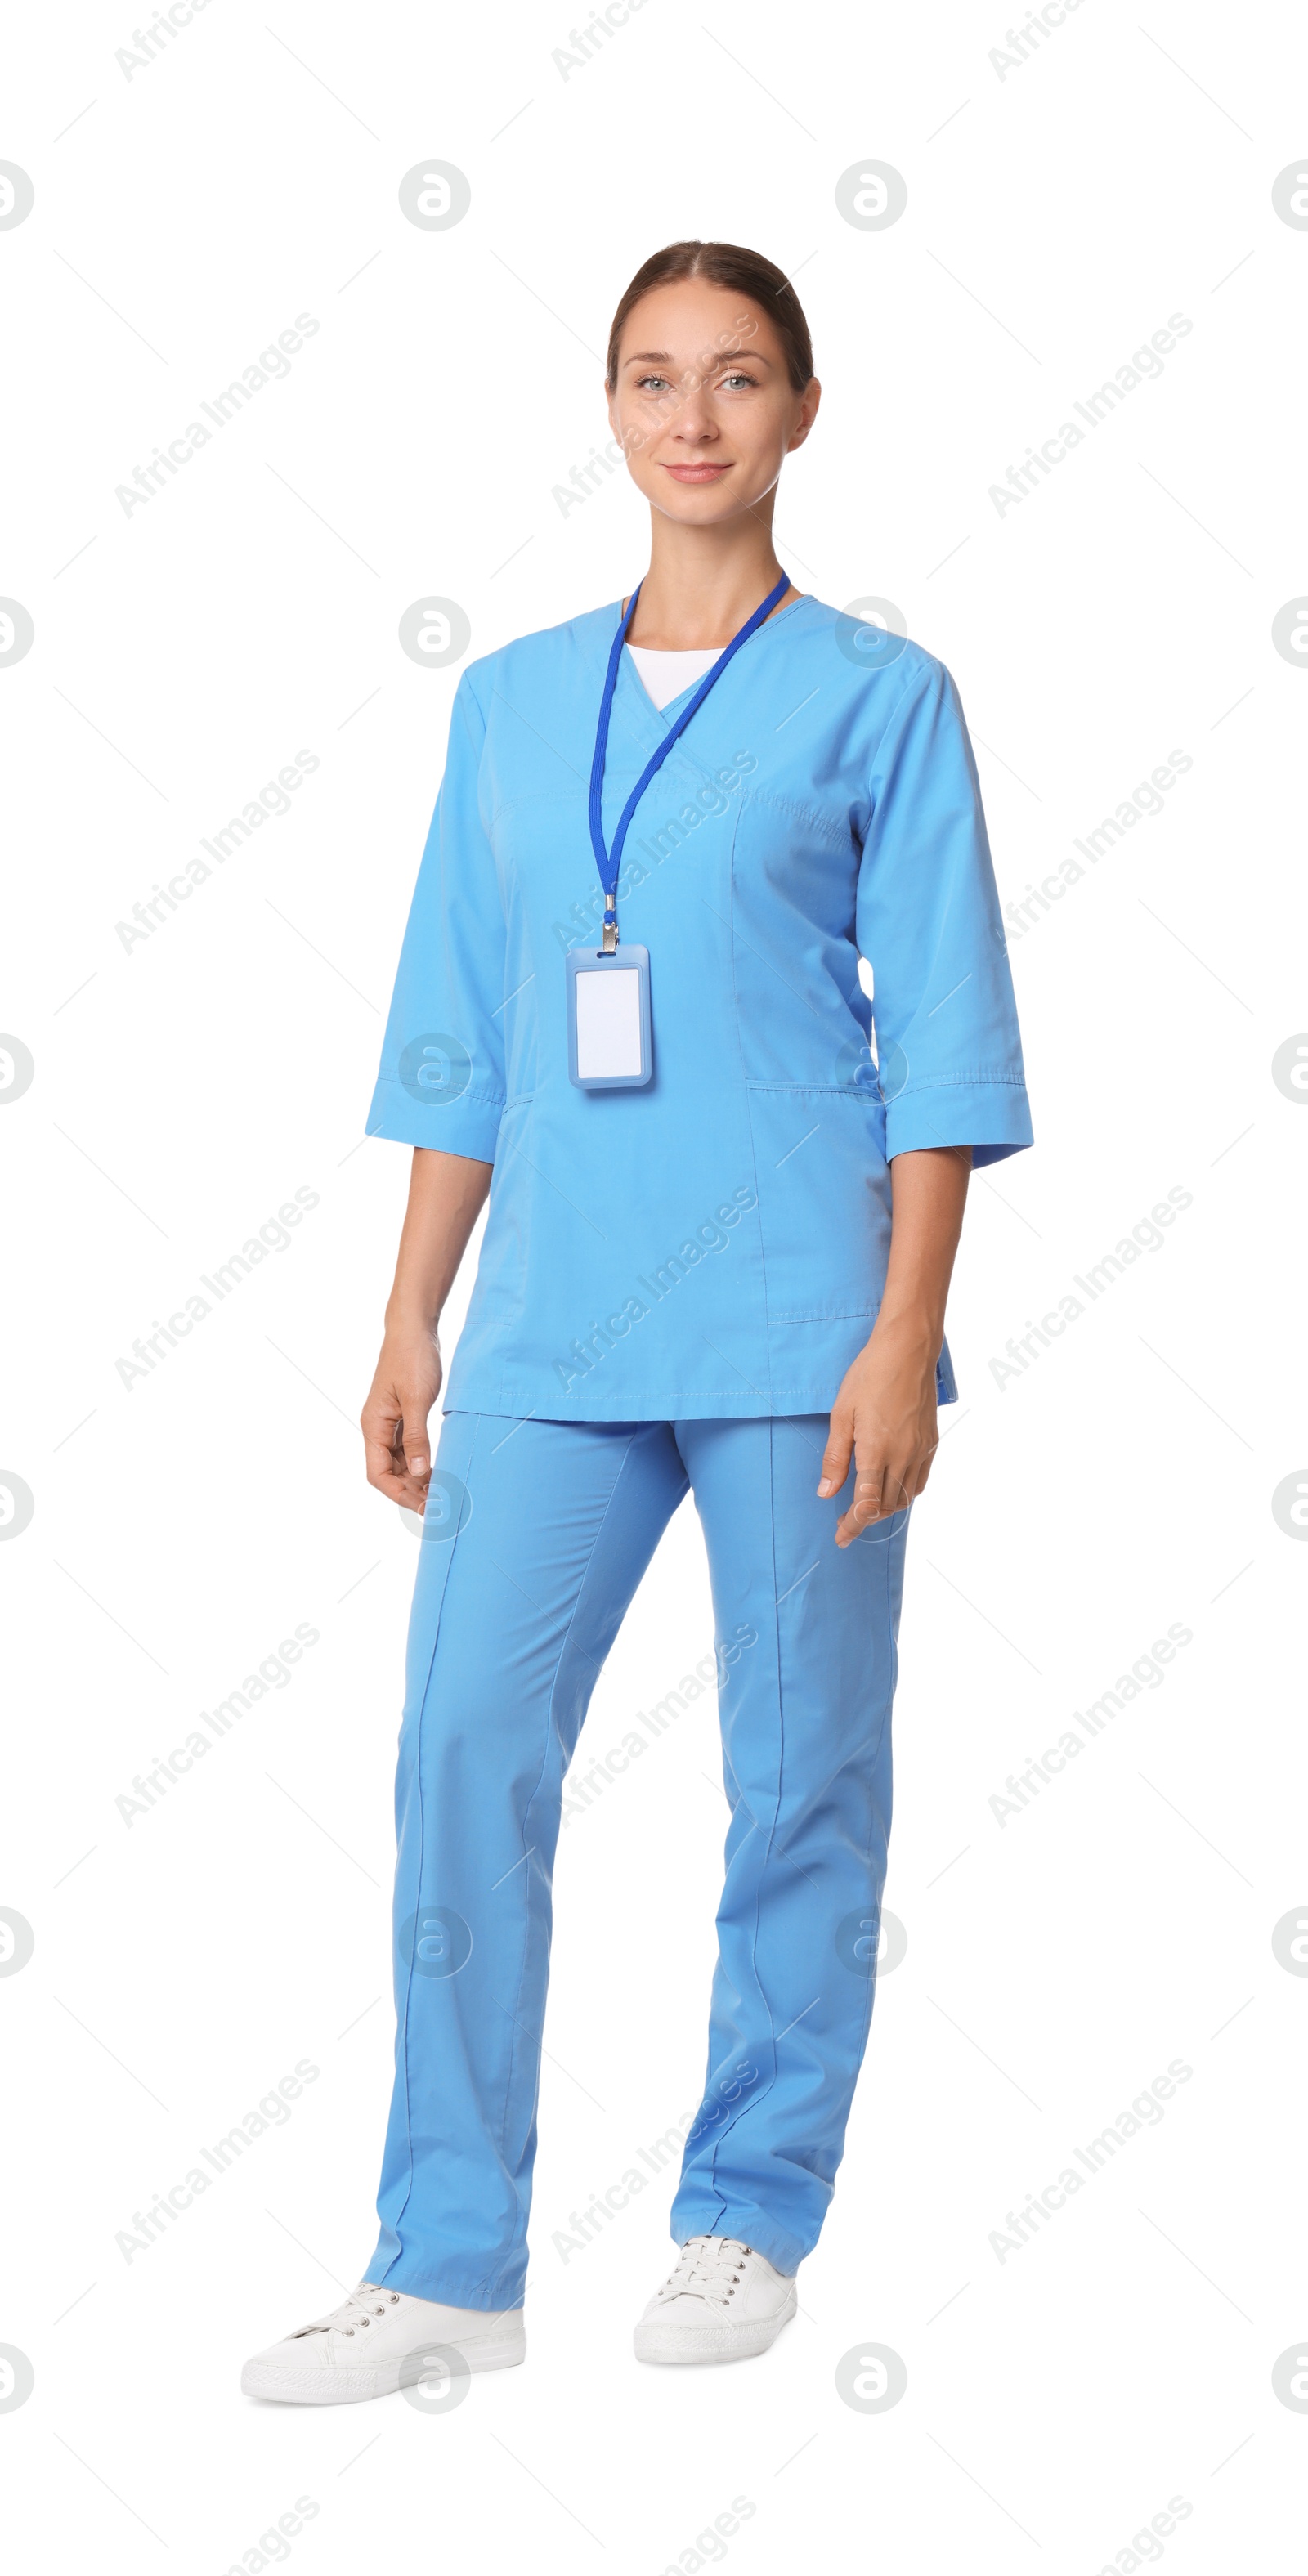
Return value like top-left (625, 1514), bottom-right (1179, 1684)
top-left (2, 0), bottom-right (1306, 2567)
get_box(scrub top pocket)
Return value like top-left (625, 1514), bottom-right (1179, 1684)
top-left (743, 1086), bottom-right (892, 1325)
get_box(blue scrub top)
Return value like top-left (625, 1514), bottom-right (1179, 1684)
top-left (366, 591), bottom-right (1033, 1420)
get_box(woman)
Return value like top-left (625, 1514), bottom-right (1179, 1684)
top-left (243, 240), bottom-right (1032, 2402)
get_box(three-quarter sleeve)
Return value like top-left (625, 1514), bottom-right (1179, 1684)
top-left (856, 659), bottom-right (1033, 1167)
top-left (366, 671), bottom-right (507, 1162)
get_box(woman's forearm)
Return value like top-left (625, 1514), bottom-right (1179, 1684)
top-left (876, 1144), bottom-right (973, 1351)
top-left (818, 1143), bottom-right (972, 1543)
top-left (386, 1147), bottom-right (493, 1328)
top-left (362, 1147), bottom-right (492, 1510)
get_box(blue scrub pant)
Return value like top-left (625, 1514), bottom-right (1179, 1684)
top-left (367, 1412), bottom-right (907, 2309)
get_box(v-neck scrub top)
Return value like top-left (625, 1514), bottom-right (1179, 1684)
top-left (626, 643), bottom-right (723, 708)
top-left (366, 591), bottom-right (1033, 1422)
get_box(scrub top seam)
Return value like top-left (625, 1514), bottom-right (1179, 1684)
top-left (370, 1075), bottom-right (507, 1113)
top-left (723, 798), bottom-right (776, 1401)
top-left (730, 782), bottom-right (852, 852)
top-left (889, 1071), bottom-right (1031, 1091)
top-left (739, 1080), bottom-right (895, 1097)
top-left (458, 1378), bottom-right (891, 1402)
top-left (847, 656), bottom-right (941, 851)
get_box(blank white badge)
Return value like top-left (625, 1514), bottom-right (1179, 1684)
top-left (574, 965), bottom-right (643, 1079)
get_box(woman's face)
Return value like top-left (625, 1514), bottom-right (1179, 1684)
top-left (607, 279), bottom-right (819, 527)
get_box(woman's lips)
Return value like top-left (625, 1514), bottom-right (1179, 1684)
top-left (661, 462), bottom-right (732, 482)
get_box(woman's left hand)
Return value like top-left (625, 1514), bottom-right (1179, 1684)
top-left (818, 1316), bottom-right (940, 1547)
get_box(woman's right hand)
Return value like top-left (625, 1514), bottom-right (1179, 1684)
top-left (361, 1321), bottom-right (441, 1513)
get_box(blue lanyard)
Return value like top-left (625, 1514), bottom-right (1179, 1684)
top-left (587, 569), bottom-right (791, 944)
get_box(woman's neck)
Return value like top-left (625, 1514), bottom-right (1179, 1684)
top-left (625, 516), bottom-right (797, 648)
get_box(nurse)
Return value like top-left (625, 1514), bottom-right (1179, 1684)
top-left (243, 238), bottom-right (1032, 2402)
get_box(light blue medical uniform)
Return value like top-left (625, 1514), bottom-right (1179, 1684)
top-left (365, 594), bottom-right (1032, 2306)
top-left (366, 592), bottom-right (1032, 1417)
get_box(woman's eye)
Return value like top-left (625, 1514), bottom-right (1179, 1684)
top-left (719, 373), bottom-right (756, 391)
top-left (637, 374), bottom-right (672, 393)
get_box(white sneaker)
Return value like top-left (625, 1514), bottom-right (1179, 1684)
top-left (241, 2281), bottom-right (525, 2404)
top-left (633, 2236), bottom-right (797, 2366)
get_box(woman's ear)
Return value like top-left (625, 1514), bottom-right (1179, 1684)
top-left (787, 380), bottom-right (822, 452)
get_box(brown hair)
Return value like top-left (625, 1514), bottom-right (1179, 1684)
top-left (605, 240), bottom-right (814, 393)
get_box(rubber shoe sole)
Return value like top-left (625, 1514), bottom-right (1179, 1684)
top-left (241, 2323), bottom-right (526, 2404)
top-left (634, 2290), bottom-right (796, 2367)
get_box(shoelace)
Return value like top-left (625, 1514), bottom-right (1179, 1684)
top-left (658, 2236), bottom-right (751, 2307)
top-left (293, 2283), bottom-right (401, 2340)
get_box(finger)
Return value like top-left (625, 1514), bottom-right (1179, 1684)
top-left (818, 1410), bottom-right (855, 1497)
top-left (870, 1454), bottom-right (928, 1522)
top-left (361, 1408), bottom-right (403, 1493)
top-left (841, 1411), bottom-right (889, 1534)
top-left (366, 1426), bottom-right (431, 1513)
top-left (373, 1460), bottom-right (426, 1508)
top-left (903, 1432), bottom-right (939, 1504)
top-left (363, 1440), bottom-right (419, 1506)
top-left (361, 1388), bottom-right (421, 1502)
top-left (396, 1382), bottom-right (434, 1482)
top-left (835, 1461), bottom-right (886, 1546)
